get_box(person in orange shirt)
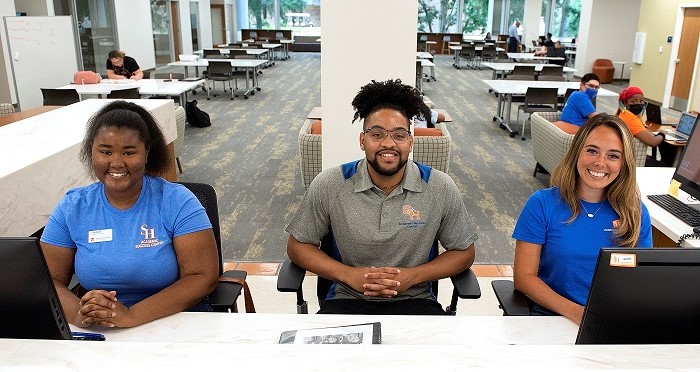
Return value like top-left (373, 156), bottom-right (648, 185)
top-left (616, 86), bottom-right (669, 165)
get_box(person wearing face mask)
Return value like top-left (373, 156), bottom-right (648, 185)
top-left (616, 86), bottom-right (674, 166)
top-left (559, 73), bottom-right (601, 129)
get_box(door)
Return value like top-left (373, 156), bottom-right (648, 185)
top-left (170, 1), bottom-right (182, 58)
top-left (670, 7), bottom-right (700, 111)
top-left (211, 4), bottom-right (225, 46)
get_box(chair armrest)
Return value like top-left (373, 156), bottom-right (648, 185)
top-left (210, 269), bottom-right (246, 312)
top-left (491, 280), bottom-right (531, 316)
top-left (450, 268), bottom-right (481, 299)
top-left (276, 258), bottom-right (306, 292)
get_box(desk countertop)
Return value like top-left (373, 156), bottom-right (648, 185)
top-left (2, 313), bottom-right (699, 369)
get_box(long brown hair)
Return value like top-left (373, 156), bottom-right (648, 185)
top-left (550, 114), bottom-right (642, 247)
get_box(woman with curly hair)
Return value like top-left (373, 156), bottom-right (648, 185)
top-left (512, 114), bottom-right (652, 324)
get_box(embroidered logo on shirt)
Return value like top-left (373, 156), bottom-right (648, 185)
top-left (605, 219), bottom-right (622, 233)
top-left (135, 224), bottom-right (164, 248)
top-left (400, 205), bottom-right (426, 228)
top-left (402, 205), bottom-right (421, 220)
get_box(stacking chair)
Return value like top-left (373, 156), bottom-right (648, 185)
top-left (457, 45), bottom-right (476, 69)
top-left (40, 88), bottom-right (80, 106)
top-left (480, 44), bottom-right (498, 65)
top-left (537, 65), bottom-right (565, 81)
top-left (516, 87), bottom-right (559, 140)
top-left (175, 182), bottom-right (251, 313)
top-left (106, 87), bottom-right (140, 99)
top-left (506, 65), bottom-right (536, 80)
top-left (205, 60), bottom-right (237, 100)
top-left (227, 49), bottom-right (248, 58)
top-left (276, 230), bottom-right (481, 315)
top-left (440, 35), bottom-right (451, 54)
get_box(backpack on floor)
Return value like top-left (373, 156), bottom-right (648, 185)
top-left (185, 100), bottom-right (211, 128)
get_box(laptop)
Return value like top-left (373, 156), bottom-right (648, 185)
top-left (645, 102), bottom-right (675, 126)
top-left (0, 237), bottom-right (104, 340)
top-left (663, 112), bottom-right (697, 142)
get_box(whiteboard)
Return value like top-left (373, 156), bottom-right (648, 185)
top-left (4, 16), bottom-right (79, 110)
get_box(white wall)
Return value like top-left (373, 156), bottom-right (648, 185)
top-left (13, 0), bottom-right (51, 16)
top-left (0, 0), bottom-right (16, 103)
top-left (523, 0), bottom-right (543, 49)
top-left (113, 0), bottom-right (156, 71)
top-left (321, 0), bottom-right (417, 168)
top-left (575, 0), bottom-right (640, 80)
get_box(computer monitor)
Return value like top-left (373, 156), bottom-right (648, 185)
top-left (672, 113), bottom-right (700, 206)
top-left (0, 237), bottom-right (72, 340)
top-left (576, 248), bottom-right (700, 344)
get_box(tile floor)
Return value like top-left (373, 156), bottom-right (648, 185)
top-left (226, 263), bottom-right (511, 316)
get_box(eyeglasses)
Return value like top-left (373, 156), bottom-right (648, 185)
top-left (364, 126), bottom-right (412, 143)
top-left (584, 83), bottom-right (600, 90)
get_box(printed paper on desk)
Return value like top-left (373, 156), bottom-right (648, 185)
top-left (279, 322), bottom-right (381, 345)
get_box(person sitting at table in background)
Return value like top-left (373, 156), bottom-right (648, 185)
top-left (414, 108), bottom-right (446, 128)
top-left (484, 32), bottom-right (492, 41)
top-left (286, 79), bottom-right (477, 315)
top-left (615, 86), bottom-right (674, 166)
top-left (544, 33), bottom-right (555, 48)
top-left (557, 73), bottom-right (601, 130)
top-left (512, 114), bottom-right (652, 325)
top-left (534, 38), bottom-right (548, 57)
top-left (106, 50), bottom-right (143, 80)
top-left (508, 20), bottom-right (521, 53)
top-left (41, 100), bottom-right (219, 328)
top-left (546, 40), bottom-right (567, 66)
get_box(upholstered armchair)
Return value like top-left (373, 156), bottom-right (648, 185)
top-left (298, 119), bottom-right (452, 189)
top-left (592, 59), bottom-right (614, 84)
top-left (531, 112), bottom-right (648, 176)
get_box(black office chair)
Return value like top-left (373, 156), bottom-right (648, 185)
top-left (277, 230), bottom-right (481, 315)
top-left (516, 87), bottom-right (559, 140)
top-left (175, 182), bottom-right (250, 313)
top-left (106, 87), bottom-right (140, 99)
top-left (491, 280), bottom-right (558, 316)
top-left (40, 88), bottom-right (80, 106)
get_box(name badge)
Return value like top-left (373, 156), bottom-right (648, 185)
top-left (88, 229), bottom-right (113, 243)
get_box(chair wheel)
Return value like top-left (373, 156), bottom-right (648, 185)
top-left (499, 124), bottom-right (506, 130)
top-left (521, 137), bottom-right (526, 141)
top-left (244, 95), bottom-right (248, 99)
top-left (509, 132), bottom-right (516, 138)
top-left (256, 87), bottom-right (261, 91)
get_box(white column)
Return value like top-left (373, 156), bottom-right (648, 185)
top-left (523, 0), bottom-right (543, 50)
top-left (321, 0), bottom-right (418, 169)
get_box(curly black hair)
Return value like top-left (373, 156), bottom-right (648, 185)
top-left (351, 79), bottom-right (431, 129)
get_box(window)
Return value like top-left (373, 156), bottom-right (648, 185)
top-left (190, 1), bottom-right (200, 51)
top-left (462, 0), bottom-right (489, 35)
top-left (151, 0), bottom-right (172, 67)
top-left (418, 0), bottom-right (459, 33)
top-left (280, 0), bottom-right (320, 30)
top-left (542, 0), bottom-right (581, 40)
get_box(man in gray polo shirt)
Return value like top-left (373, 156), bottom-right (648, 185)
top-left (286, 79), bottom-right (477, 315)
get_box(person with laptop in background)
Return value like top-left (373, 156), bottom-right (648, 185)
top-left (557, 73), bottom-right (601, 130)
top-left (615, 86), bottom-right (674, 166)
top-left (512, 114), bottom-right (652, 324)
top-left (40, 101), bottom-right (219, 328)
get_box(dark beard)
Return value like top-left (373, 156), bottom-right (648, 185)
top-left (367, 156), bottom-right (407, 177)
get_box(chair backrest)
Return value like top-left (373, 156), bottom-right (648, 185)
top-left (511, 65), bottom-right (536, 77)
top-left (174, 105), bottom-right (185, 158)
top-left (208, 60), bottom-right (233, 76)
top-left (249, 31), bottom-right (257, 38)
top-left (442, 35), bottom-right (450, 42)
top-left (154, 72), bottom-right (185, 80)
top-left (460, 45), bottom-right (475, 57)
top-left (40, 88), bottom-right (80, 106)
top-left (174, 182), bottom-right (224, 276)
top-left (228, 49), bottom-right (248, 57)
top-left (106, 87), bottom-right (140, 99)
top-left (563, 88), bottom-right (577, 103)
top-left (539, 65), bottom-right (563, 76)
top-left (419, 34), bottom-right (428, 41)
top-left (203, 49), bottom-right (221, 57)
top-left (524, 87), bottom-right (558, 107)
top-left (276, 32), bottom-right (284, 39)
top-left (0, 103), bottom-right (15, 116)
top-left (593, 58), bottom-right (613, 67)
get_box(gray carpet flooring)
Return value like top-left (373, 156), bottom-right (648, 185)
top-left (166, 52), bottom-right (624, 264)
